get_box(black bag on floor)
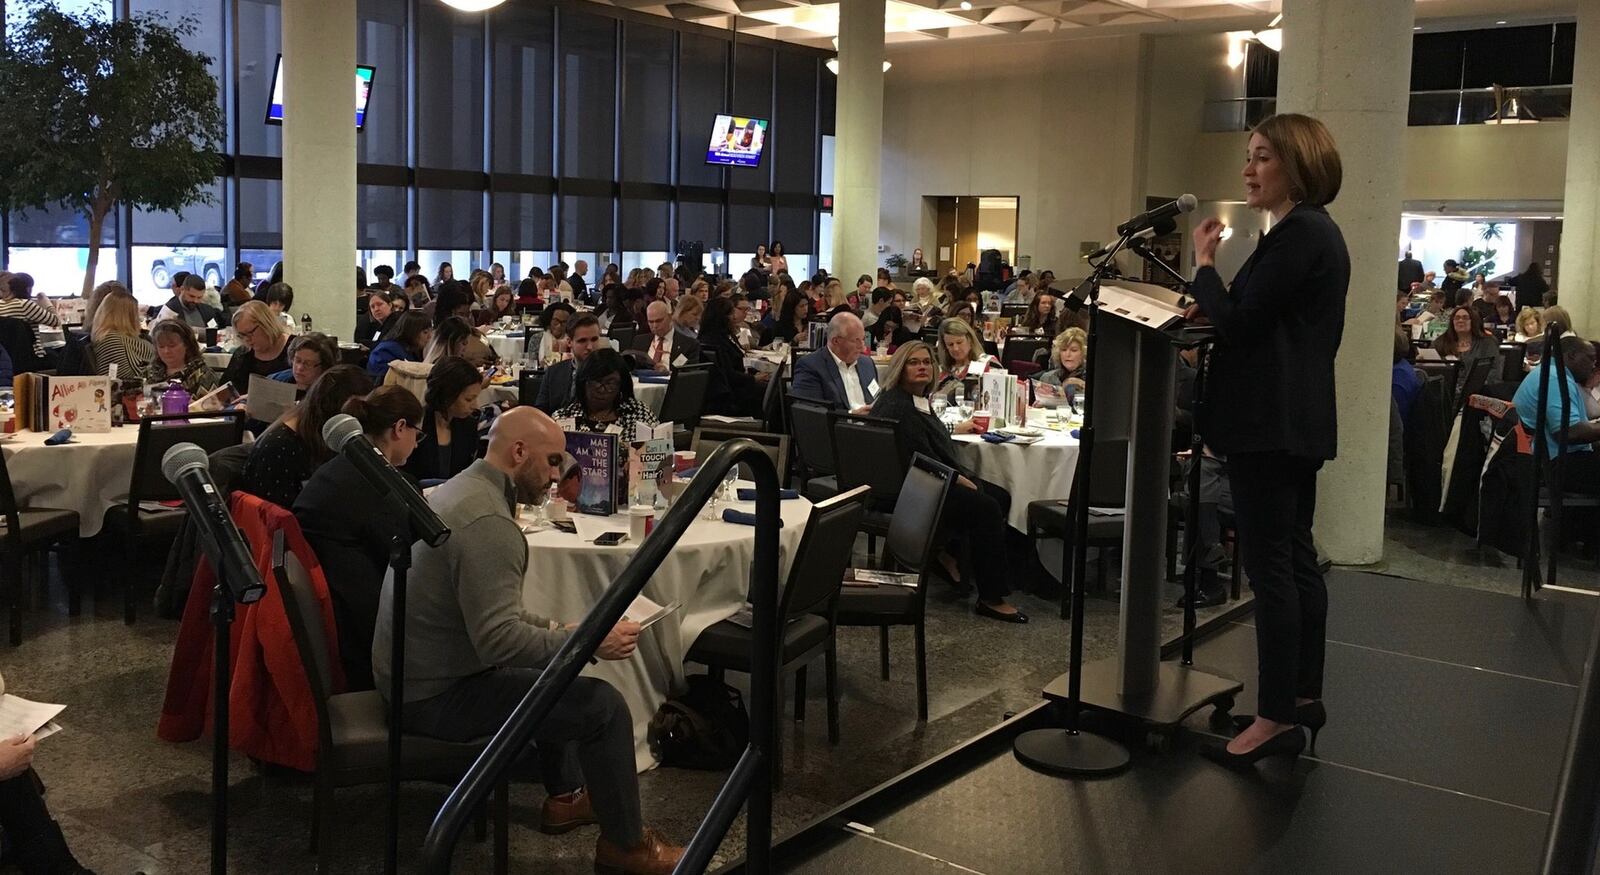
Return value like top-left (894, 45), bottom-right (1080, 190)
top-left (649, 674), bottom-right (749, 770)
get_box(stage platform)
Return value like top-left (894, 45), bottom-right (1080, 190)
top-left (730, 570), bottom-right (1595, 874)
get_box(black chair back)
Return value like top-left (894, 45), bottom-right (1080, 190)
top-left (1460, 355), bottom-right (1495, 409)
top-left (608, 321), bottom-right (637, 350)
top-left (789, 400), bottom-right (836, 476)
top-left (999, 302), bottom-right (1029, 322)
top-left (129, 411), bottom-right (248, 507)
top-left (780, 486), bottom-right (870, 619)
top-left (691, 426), bottom-right (789, 483)
top-left (659, 362), bottom-right (713, 428)
top-left (761, 369), bottom-right (786, 434)
top-left (55, 329), bottom-right (93, 377)
top-left (0, 318), bottom-right (45, 374)
top-left (1001, 335), bottom-right (1050, 368)
top-left (830, 412), bottom-right (906, 506)
top-left (885, 453), bottom-right (956, 574)
top-left (0, 449), bottom-right (24, 545)
top-left (518, 371), bottom-right (543, 407)
top-left (788, 345), bottom-right (814, 371)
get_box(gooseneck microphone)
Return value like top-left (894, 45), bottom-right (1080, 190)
top-left (1116, 193), bottom-right (1198, 237)
top-left (161, 443), bottom-right (267, 604)
top-left (322, 414), bottom-right (450, 547)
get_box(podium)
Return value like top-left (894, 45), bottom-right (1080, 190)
top-left (1015, 277), bottom-right (1241, 776)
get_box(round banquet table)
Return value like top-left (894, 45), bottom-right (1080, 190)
top-left (519, 489), bottom-right (811, 771)
top-left (1, 427), bottom-right (145, 537)
top-left (952, 411), bottom-right (1081, 531)
top-left (483, 332), bottom-right (525, 362)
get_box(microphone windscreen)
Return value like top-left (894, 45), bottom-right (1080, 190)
top-left (1177, 193), bottom-right (1199, 214)
top-left (161, 442), bottom-right (210, 485)
top-left (322, 413), bottom-right (364, 452)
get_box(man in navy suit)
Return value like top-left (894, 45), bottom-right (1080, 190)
top-left (791, 313), bottom-right (878, 413)
top-left (533, 313), bottom-right (604, 413)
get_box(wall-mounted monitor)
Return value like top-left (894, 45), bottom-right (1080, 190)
top-left (705, 114), bottom-right (768, 168)
top-left (265, 55), bottom-right (376, 130)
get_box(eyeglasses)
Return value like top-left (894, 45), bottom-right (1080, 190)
top-left (236, 324), bottom-right (260, 339)
top-left (589, 377), bottom-right (622, 392)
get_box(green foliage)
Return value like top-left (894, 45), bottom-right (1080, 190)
top-left (1477, 222), bottom-right (1504, 242)
top-left (884, 252), bottom-right (908, 270)
top-left (1459, 246), bottom-right (1497, 277)
top-left (0, 1), bottom-right (223, 292)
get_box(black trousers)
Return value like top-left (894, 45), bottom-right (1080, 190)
top-left (0, 770), bottom-right (81, 875)
top-left (943, 476), bottom-right (1014, 604)
top-left (1556, 450), bottom-right (1600, 495)
top-left (1228, 452), bottom-right (1327, 724)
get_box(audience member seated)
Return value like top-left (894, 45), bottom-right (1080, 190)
top-left (257, 281), bottom-right (298, 333)
top-left (1002, 273), bottom-right (1036, 305)
top-left (236, 366), bottom-right (374, 508)
top-left (373, 407), bottom-right (682, 874)
top-left (932, 317), bottom-right (997, 397)
top-left (1514, 307), bottom-right (1544, 344)
top-left (538, 302), bottom-right (576, 366)
top-left (1472, 282), bottom-right (1508, 326)
top-left (534, 314), bottom-right (602, 413)
top-left (1489, 296), bottom-right (1516, 331)
top-left (791, 313), bottom-right (875, 413)
top-left (222, 264), bottom-right (254, 308)
top-left (272, 332), bottom-right (337, 392)
top-left (909, 277), bottom-right (943, 318)
top-left (819, 280), bottom-right (852, 322)
top-left (0, 270), bottom-right (61, 363)
top-left (771, 291), bottom-right (812, 346)
top-left (1404, 289), bottom-right (1446, 328)
top-left (868, 305), bottom-right (913, 353)
top-left (869, 341), bottom-right (1026, 623)
top-left (597, 284), bottom-right (632, 332)
top-left (431, 281), bottom-right (474, 327)
top-left (859, 287), bottom-right (892, 331)
top-left (367, 310), bottom-right (433, 383)
top-left (222, 301), bottom-right (292, 393)
top-left (698, 296), bottom-right (768, 417)
top-left (405, 356), bottom-right (485, 483)
top-left (1431, 304), bottom-right (1497, 390)
top-left (1018, 293), bottom-right (1057, 336)
top-left (874, 267), bottom-right (896, 292)
top-left (1514, 336), bottom-right (1600, 494)
top-left (482, 287), bottom-right (516, 324)
top-left (403, 274), bottom-right (431, 308)
top-left (673, 295), bottom-right (703, 338)
top-left (1392, 325), bottom-right (1423, 425)
top-left (89, 290), bottom-right (153, 384)
top-left (147, 318), bottom-right (220, 397)
top-left (293, 385), bottom-right (423, 691)
top-left (156, 273), bottom-right (223, 330)
top-left (0, 670), bottom-right (94, 874)
top-left (1038, 327), bottom-right (1087, 395)
top-left (426, 316), bottom-right (496, 368)
top-left (631, 301), bottom-right (700, 373)
top-left (555, 348), bottom-right (660, 473)
top-left (945, 300), bottom-right (978, 330)
top-left (356, 291), bottom-right (400, 345)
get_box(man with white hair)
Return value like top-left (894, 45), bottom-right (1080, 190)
top-left (629, 300), bottom-right (699, 372)
top-left (791, 312), bottom-right (877, 413)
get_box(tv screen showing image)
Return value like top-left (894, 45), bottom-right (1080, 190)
top-left (705, 114), bottom-right (768, 168)
top-left (265, 55), bottom-right (377, 130)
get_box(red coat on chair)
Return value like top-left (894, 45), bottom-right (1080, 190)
top-left (157, 492), bottom-right (345, 773)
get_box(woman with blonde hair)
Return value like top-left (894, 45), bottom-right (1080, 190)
top-left (90, 290), bottom-right (154, 383)
top-left (222, 300), bottom-right (291, 393)
top-left (1039, 327), bottom-right (1087, 393)
top-left (1513, 307), bottom-right (1543, 344)
top-left (933, 316), bottom-right (997, 395)
top-left (674, 294), bottom-right (704, 336)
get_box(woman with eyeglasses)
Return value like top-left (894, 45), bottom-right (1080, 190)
top-left (222, 300), bottom-right (292, 394)
top-left (553, 349), bottom-right (659, 472)
top-left (403, 355), bottom-right (485, 483)
top-left (293, 385), bottom-right (424, 691)
top-left (236, 366), bottom-right (375, 509)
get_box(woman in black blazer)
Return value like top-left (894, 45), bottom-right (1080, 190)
top-left (699, 295), bottom-right (768, 417)
top-left (1189, 113), bottom-right (1349, 767)
top-left (869, 341), bottom-right (1026, 623)
top-left (403, 355), bottom-right (484, 483)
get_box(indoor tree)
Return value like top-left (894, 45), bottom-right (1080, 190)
top-left (0, 2), bottom-right (223, 295)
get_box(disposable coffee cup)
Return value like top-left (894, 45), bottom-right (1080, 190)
top-left (628, 505), bottom-right (654, 541)
top-left (972, 412), bottom-right (991, 434)
top-left (547, 499), bottom-right (570, 522)
top-left (673, 450), bottom-right (697, 473)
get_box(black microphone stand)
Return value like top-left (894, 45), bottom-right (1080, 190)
top-left (1013, 230), bottom-right (1140, 777)
top-left (210, 571), bottom-right (235, 875)
top-left (385, 530), bottom-right (412, 875)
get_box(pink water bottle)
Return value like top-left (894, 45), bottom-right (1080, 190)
top-left (161, 384), bottom-right (191, 416)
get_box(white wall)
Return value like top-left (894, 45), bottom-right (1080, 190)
top-left (879, 36), bottom-right (1146, 276)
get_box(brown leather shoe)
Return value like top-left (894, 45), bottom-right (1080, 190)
top-left (540, 787), bottom-right (597, 835)
top-left (594, 827), bottom-right (685, 875)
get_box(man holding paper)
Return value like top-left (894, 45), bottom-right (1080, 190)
top-left (372, 407), bottom-right (683, 875)
top-left (791, 313), bottom-right (878, 414)
top-left (630, 301), bottom-right (699, 373)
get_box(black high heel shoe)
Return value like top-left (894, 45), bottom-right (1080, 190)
top-left (1201, 725), bottom-right (1305, 770)
top-left (974, 601), bottom-right (1029, 624)
top-left (1231, 701), bottom-right (1326, 748)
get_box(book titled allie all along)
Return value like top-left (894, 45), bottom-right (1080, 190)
top-left (47, 376), bottom-right (112, 433)
top-left (563, 430), bottom-right (621, 516)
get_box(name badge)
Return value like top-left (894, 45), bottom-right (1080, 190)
top-left (867, 379), bottom-right (881, 396)
top-left (673, 354), bottom-right (688, 368)
top-left (557, 418), bottom-right (576, 431)
top-left (604, 424), bottom-right (623, 436)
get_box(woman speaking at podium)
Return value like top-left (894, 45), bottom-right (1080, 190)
top-left (1188, 114), bottom-right (1350, 767)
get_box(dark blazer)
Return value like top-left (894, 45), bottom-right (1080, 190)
top-left (869, 387), bottom-right (972, 479)
top-left (292, 453), bottom-right (410, 690)
top-left (569, 272), bottom-right (588, 302)
top-left (1190, 203), bottom-right (1349, 460)
top-left (355, 311), bottom-right (399, 346)
top-left (699, 329), bottom-right (763, 417)
top-left (792, 346), bottom-right (879, 411)
top-left (1397, 257), bottom-right (1424, 292)
top-left (402, 411), bottom-right (482, 482)
top-left (533, 358), bottom-right (577, 413)
top-left (629, 328), bottom-right (701, 370)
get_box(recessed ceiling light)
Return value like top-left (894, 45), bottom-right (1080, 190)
top-left (960, 1), bottom-right (972, 9)
top-left (1496, 20), bottom-right (1507, 24)
top-left (1413, 26), bottom-right (1421, 31)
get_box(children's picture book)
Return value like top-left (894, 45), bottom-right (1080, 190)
top-left (46, 376), bottom-right (112, 433)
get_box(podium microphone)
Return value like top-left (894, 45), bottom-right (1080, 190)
top-left (1116, 193), bottom-right (1197, 237)
top-left (161, 443), bottom-right (266, 605)
top-left (322, 414), bottom-right (450, 548)
top-left (1086, 216), bottom-right (1179, 262)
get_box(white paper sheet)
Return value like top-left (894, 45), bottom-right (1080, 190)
top-left (0, 695), bottom-right (65, 739)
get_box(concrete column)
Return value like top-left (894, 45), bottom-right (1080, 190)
top-left (830, 0), bottom-right (885, 278)
top-left (1277, 0), bottom-right (1413, 564)
top-left (282, 0), bottom-right (357, 341)
top-left (1559, 3), bottom-right (1600, 337)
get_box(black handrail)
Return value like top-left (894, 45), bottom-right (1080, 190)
top-left (419, 439), bottom-right (783, 875)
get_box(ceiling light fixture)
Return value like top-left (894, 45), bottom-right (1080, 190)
top-left (960, 1), bottom-right (972, 9)
top-left (1254, 27), bottom-right (1282, 52)
top-left (825, 58), bottom-right (893, 75)
top-left (440, 0), bottom-right (507, 10)
top-left (1484, 84), bottom-right (1539, 125)
top-left (1496, 19), bottom-right (1507, 24)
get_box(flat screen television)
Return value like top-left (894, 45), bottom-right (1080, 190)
top-left (265, 55), bottom-right (376, 130)
top-left (705, 114), bottom-right (768, 168)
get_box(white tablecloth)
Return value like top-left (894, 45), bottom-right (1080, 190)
top-left (519, 491), bottom-right (811, 771)
top-left (204, 352), bottom-right (232, 370)
top-left (954, 413), bottom-right (1081, 531)
top-left (484, 332), bottom-right (525, 362)
top-left (1, 427), bottom-right (144, 537)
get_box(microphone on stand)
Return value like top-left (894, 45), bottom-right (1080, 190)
top-left (161, 443), bottom-right (266, 604)
top-left (322, 414), bottom-right (450, 548)
top-left (1116, 193), bottom-right (1198, 237)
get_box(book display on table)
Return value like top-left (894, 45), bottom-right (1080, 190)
top-left (563, 431), bottom-right (622, 516)
top-left (12, 374), bottom-right (113, 433)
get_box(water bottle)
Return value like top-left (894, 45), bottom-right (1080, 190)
top-left (302, 312), bottom-right (314, 333)
top-left (161, 384), bottom-right (191, 416)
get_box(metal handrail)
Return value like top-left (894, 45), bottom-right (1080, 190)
top-left (419, 439), bottom-right (783, 875)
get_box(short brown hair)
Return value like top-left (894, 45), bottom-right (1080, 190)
top-left (1252, 113), bottom-right (1343, 207)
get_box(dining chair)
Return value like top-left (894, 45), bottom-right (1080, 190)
top-left (690, 427), bottom-right (789, 484)
top-left (788, 400), bottom-right (838, 502)
top-left (0, 448), bottom-right (80, 645)
top-left (829, 411), bottom-right (907, 563)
